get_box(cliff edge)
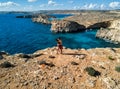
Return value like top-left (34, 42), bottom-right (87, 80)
top-left (51, 11), bottom-right (120, 33)
top-left (0, 47), bottom-right (120, 89)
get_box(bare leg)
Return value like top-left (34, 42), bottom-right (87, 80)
top-left (56, 47), bottom-right (59, 54)
top-left (60, 49), bottom-right (62, 54)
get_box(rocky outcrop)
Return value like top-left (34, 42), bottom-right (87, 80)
top-left (64, 11), bottom-right (120, 29)
top-left (50, 11), bottom-right (120, 33)
top-left (96, 19), bottom-right (120, 43)
top-left (87, 21), bottom-right (111, 29)
top-left (32, 14), bottom-right (56, 24)
top-left (16, 15), bottom-right (37, 18)
top-left (0, 47), bottom-right (120, 89)
top-left (51, 20), bottom-right (86, 33)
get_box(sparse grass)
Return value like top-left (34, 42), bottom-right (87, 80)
top-left (115, 66), bottom-right (120, 72)
top-left (0, 61), bottom-right (15, 68)
top-left (108, 56), bottom-right (115, 60)
top-left (85, 67), bottom-right (101, 77)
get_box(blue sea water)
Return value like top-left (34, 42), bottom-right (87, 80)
top-left (0, 13), bottom-right (120, 54)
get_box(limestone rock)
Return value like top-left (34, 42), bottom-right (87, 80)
top-left (101, 77), bottom-right (119, 89)
top-left (51, 20), bottom-right (85, 33)
top-left (32, 14), bottom-right (55, 24)
top-left (96, 19), bottom-right (120, 43)
top-left (0, 47), bottom-right (120, 89)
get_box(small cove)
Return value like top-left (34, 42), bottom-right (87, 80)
top-left (0, 13), bottom-right (120, 54)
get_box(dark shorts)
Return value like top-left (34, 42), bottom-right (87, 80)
top-left (58, 45), bottom-right (63, 49)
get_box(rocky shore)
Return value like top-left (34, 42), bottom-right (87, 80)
top-left (16, 14), bottom-right (56, 24)
top-left (0, 47), bottom-right (120, 89)
top-left (32, 14), bottom-right (56, 24)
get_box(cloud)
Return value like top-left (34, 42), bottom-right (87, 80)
top-left (48, 0), bottom-right (56, 5)
top-left (80, 3), bottom-right (106, 10)
top-left (48, 0), bottom-right (63, 6)
top-left (40, 0), bottom-right (63, 8)
top-left (0, 1), bottom-right (19, 7)
top-left (109, 2), bottom-right (120, 8)
top-left (82, 3), bottom-right (97, 9)
top-left (100, 4), bottom-right (105, 10)
top-left (28, 0), bottom-right (37, 2)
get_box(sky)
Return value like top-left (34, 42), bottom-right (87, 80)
top-left (0, 0), bottom-right (120, 11)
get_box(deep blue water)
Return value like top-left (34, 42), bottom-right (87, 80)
top-left (0, 13), bottom-right (120, 54)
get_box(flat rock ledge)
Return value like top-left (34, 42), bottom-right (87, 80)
top-left (51, 20), bottom-right (86, 33)
top-left (0, 47), bottom-right (120, 89)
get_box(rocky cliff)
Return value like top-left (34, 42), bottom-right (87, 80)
top-left (96, 19), bottom-right (120, 43)
top-left (64, 11), bottom-right (120, 29)
top-left (32, 14), bottom-right (56, 24)
top-left (51, 11), bottom-right (120, 33)
top-left (51, 20), bottom-right (86, 33)
top-left (0, 47), bottom-right (120, 89)
top-left (16, 15), bottom-right (37, 18)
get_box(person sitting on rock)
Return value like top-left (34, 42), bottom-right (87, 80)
top-left (56, 37), bottom-right (63, 54)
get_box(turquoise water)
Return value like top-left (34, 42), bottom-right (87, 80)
top-left (0, 13), bottom-right (120, 54)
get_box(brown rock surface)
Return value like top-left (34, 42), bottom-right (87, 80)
top-left (64, 11), bottom-right (120, 28)
top-left (96, 19), bottom-right (120, 43)
top-left (51, 11), bottom-right (120, 33)
top-left (0, 47), bottom-right (120, 89)
top-left (51, 20), bottom-right (85, 33)
top-left (32, 14), bottom-right (55, 24)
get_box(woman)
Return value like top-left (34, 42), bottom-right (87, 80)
top-left (56, 38), bottom-right (63, 54)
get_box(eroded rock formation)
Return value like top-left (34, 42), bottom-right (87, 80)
top-left (51, 11), bottom-right (120, 33)
top-left (51, 20), bottom-right (85, 33)
top-left (96, 19), bottom-right (120, 43)
top-left (32, 14), bottom-right (56, 24)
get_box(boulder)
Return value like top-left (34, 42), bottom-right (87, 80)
top-left (51, 20), bottom-right (85, 33)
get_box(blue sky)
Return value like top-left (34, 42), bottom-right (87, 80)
top-left (0, 0), bottom-right (120, 11)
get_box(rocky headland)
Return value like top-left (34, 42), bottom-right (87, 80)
top-left (51, 20), bottom-right (85, 33)
top-left (50, 11), bottom-right (120, 43)
top-left (32, 14), bottom-right (56, 24)
top-left (16, 14), bottom-right (38, 18)
top-left (51, 11), bottom-right (120, 33)
top-left (96, 19), bottom-right (120, 43)
top-left (0, 47), bottom-right (120, 89)
top-left (16, 14), bottom-right (56, 24)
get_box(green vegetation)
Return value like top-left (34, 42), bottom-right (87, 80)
top-left (115, 66), bottom-right (120, 72)
top-left (85, 67), bottom-right (101, 77)
top-left (0, 61), bottom-right (15, 68)
top-left (108, 56), bottom-right (115, 60)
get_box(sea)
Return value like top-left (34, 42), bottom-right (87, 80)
top-left (0, 13), bottom-right (120, 54)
